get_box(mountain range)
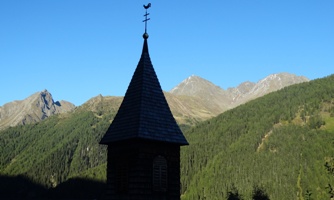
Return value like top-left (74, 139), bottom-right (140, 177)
top-left (170, 72), bottom-right (309, 108)
top-left (0, 73), bottom-right (333, 200)
top-left (0, 73), bottom-right (308, 130)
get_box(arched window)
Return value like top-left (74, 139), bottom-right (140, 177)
top-left (153, 155), bottom-right (167, 192)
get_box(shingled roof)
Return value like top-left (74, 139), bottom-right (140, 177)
top-left (100, 35), bottom-right (188, 145)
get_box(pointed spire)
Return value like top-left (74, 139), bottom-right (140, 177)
top-left (100, 3), bottom-right (188, 145)
top-left (100, 36), bottom-right (188, 145)
top-left (142, 35), bottom-right (149, 54)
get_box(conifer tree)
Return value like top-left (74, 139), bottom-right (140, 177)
top-left (325, 158), bottom-right (334, 198)
top-left (227, 185), bottom-right (243, 200)
top-left (252, 186), bottom-right (270, 200)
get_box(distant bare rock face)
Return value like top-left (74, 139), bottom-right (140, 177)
top-left (0, 90), bottom-right (75, 130)
top-left (170, 73), bottom-right (309, 115)
top-left (227, 81), bottom-right (256, 103)
top-left (170, 75), bottom-right (231, 111)
top-left (164, 92), bottom-right (220, 126)
top-left (231, 73), bottom-right (309, 106)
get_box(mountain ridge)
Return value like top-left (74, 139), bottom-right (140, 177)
top-left (0, 90), bottom-right (75, 130)
top-left (170, 72), bottom-right (309, 110)
top-left (0, 72), bottom-right (309, 129)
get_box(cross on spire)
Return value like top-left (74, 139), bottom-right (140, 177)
top-left (143, 3), bottom-right (151, 38)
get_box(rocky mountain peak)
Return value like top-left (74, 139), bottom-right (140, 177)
top-left (170, 75), bottom-right (224, 96)
top-left (38, 89), bottom-right (56, 109)
top-left (249, 73), bottom-right (309, 94)
top-left (232, 73), bottom-right (309, 105)
top-left (169, 72), bottom-right (309, 114)
top-left (0, 90), bottom-right (75, 130)
top-left (170, 75), bottom-right (231, 111)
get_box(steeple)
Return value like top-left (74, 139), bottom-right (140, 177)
top-left (100, 4), bottom-right (188, 146)
top-left (100, 5), bottom-right (187, 199)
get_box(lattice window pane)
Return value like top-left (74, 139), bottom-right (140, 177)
top-left (153, 155), bottom-right (167, 192)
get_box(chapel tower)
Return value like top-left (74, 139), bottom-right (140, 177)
top-left (100, 4), bottom-right (188, 200)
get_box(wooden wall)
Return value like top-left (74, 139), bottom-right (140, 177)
top-left (102, 140), bottom-right (181, 200)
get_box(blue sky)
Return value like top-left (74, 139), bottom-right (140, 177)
top-left (1, 1), bottom-right (333, 106)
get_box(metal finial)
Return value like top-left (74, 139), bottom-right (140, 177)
top-left (143, 3), bottom-right (151, 38)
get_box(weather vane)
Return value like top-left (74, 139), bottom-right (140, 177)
top-left (143, 3), bottom-right (151, 36)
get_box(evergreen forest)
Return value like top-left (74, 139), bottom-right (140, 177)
top-left (1, 75), bottom-right (334, 199)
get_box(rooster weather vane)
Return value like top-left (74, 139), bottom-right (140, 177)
top-left (143, 3), bottom-right (151, 38)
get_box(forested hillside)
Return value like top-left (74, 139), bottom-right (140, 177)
top-left (181, 74), bottom-right (334, 199)
top-left (0, 75), bottom-right (334, 199)
top-left (0, 101), bottom-right (116, 188)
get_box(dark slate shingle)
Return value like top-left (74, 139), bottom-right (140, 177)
top-left (100, 38), bottom-right (188, 145)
